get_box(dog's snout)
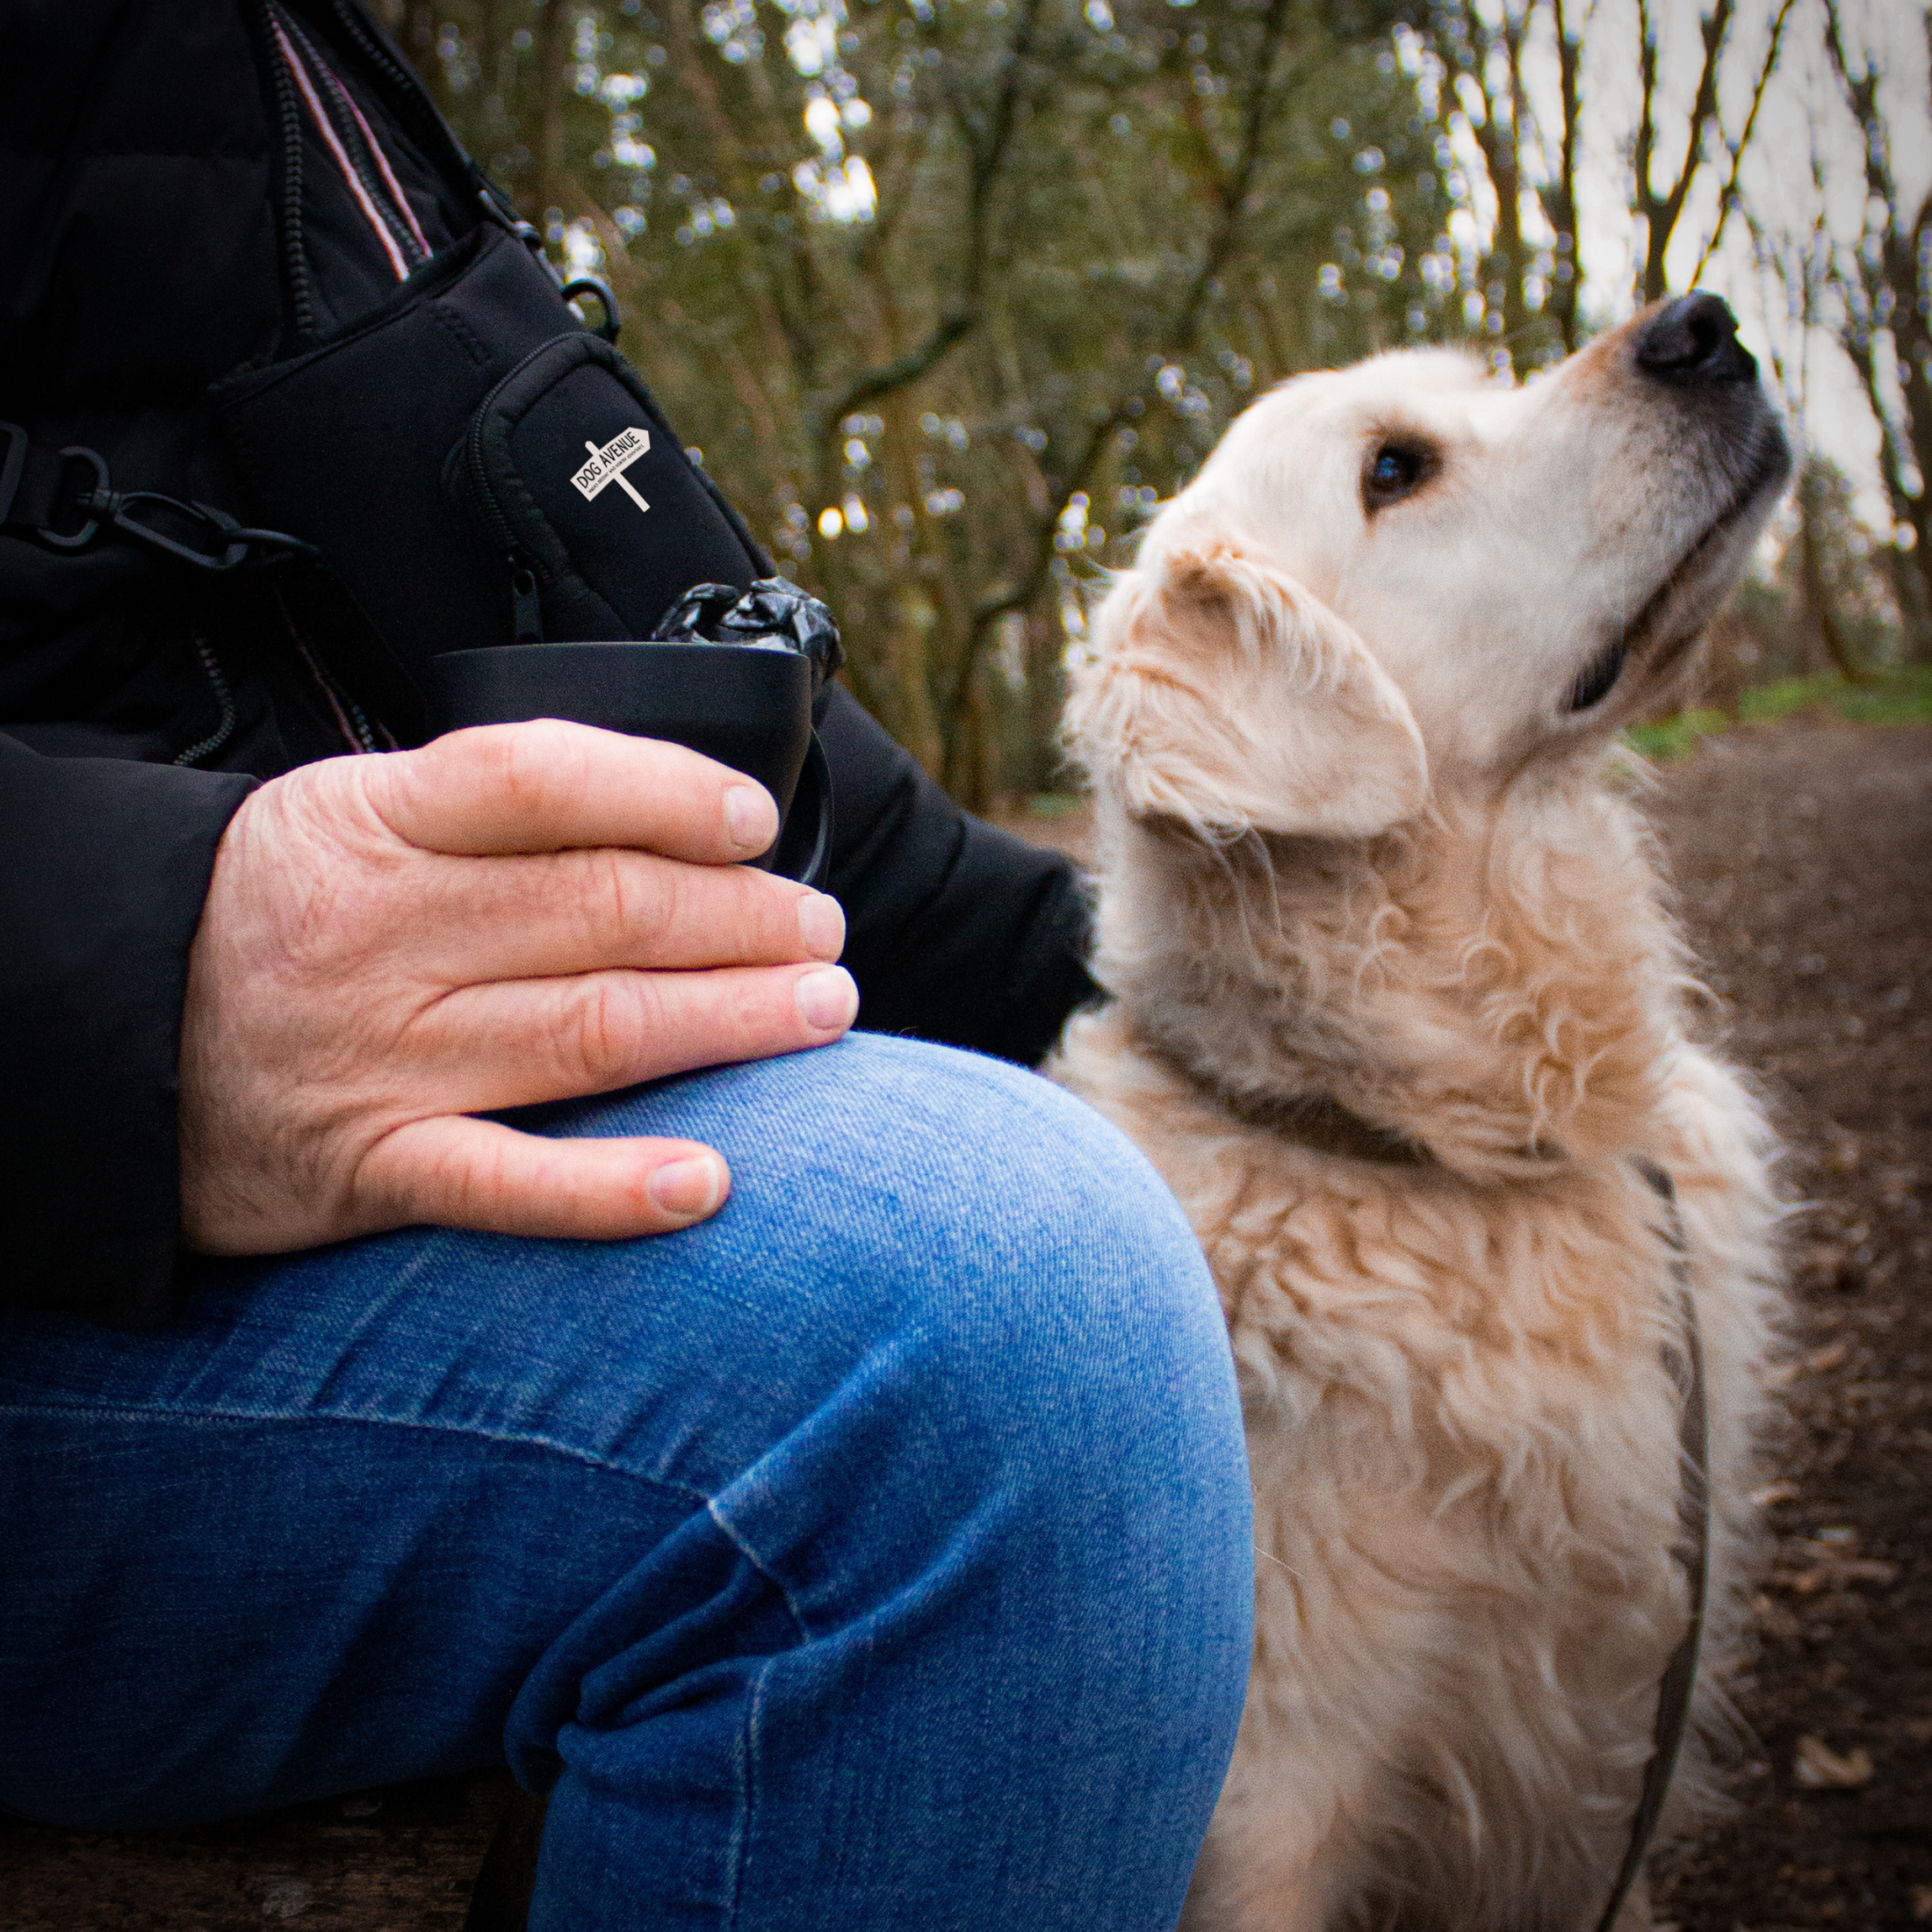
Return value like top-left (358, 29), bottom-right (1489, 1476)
top-left (1634, 292), bottom-right (1757, 386)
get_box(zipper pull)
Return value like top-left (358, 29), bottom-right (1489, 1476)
top-left (508, 555), bottom-right (544, 644)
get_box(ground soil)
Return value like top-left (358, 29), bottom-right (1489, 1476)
top-left (1640, 723), bottom-right (1932, 1932)
top-left (3, 718), bottom-right (1927, 1930)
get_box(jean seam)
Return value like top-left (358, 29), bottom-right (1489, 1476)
top-left (0, 1401), bottom-right (715, 1505)
top-left (9, 1395), bottom-right (823, 1641)
top-left (727, 1653), bottom-right (777, 1930)
top-left (705, 1500), bottom-right (812, 1642)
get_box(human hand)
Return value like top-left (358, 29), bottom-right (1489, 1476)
top-left (178, 721), bottom-right (855, 1253)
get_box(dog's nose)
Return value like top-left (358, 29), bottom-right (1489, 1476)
top-left (1633, 292), bottom-right (1758, 386)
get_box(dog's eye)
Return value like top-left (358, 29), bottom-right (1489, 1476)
top-left (1362, 442), bottom-right (1433, 511)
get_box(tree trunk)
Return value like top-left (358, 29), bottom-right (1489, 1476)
top-left (1797, 473), bottom-right (1871, 684)
top-left (1890, 540), bottom-right (1932, 663)
top-left (1547, 0), bottom-right (1583, 355)
top-left (531, 0), bottom-right (572, 227)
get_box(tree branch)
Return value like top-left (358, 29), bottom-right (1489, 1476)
top-left (1688, 0), bottom-right (1797, 289)
top-left (938, 0), bottom-right (1299, 787)
top-left (1640, 0), bottom-right (1734, 302)
top-left (815, 0), bottom-right (1049, 436)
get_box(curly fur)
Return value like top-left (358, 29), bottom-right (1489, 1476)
top-left (1051, 311), bottom-right (1791, 1930)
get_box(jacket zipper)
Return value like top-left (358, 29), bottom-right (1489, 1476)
top-left (326, 0), bottom-right (477, 189)
top-left (259, 0), bottom-right (317, 335)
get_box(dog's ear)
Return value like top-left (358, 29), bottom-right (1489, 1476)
top-left (1066, 538), bottom-right (1428, 839)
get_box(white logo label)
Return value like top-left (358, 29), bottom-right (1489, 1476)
top-left (572, 429), bottom-right (651, 515)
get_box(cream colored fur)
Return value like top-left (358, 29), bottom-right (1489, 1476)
top-left (1052, 312), bottom-right (1790, 1930)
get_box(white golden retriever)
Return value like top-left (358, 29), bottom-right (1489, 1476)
top-left (1053, 295), bottom-right (1792, 1930)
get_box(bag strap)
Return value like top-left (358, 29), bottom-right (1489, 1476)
top-left (0, 422), bottom-right (314, 574)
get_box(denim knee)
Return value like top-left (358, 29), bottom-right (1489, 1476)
top-left (546, 1034), bottom-right (1253, 1629)
top-left (516, 1036), bottom-right (1255, 1885)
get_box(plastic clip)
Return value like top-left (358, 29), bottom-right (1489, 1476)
top-left (476, 184), bottom-right (565, 289)
top-left (92, 491), bottom-right (317, 573)
top-left (560, 276), bottom-right (622, 344)
top-left (38, 447), bottom-right (110, 550)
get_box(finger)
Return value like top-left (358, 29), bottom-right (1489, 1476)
top-left (364, 721), bottom-right (781, 862)
top-left (406, 847), bottom-right (846, 983)
top-left (402, 961), bottom-right (860, 1113)
top-left (355, 1116), bottom-right (732, 1239)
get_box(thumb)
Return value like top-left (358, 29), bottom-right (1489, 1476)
top-left (355, 1115), bottom-right (732, 1238)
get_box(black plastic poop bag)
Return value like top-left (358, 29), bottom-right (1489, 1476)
top-left (428, 577), bottom-right (840, 889)
top-left (651, 577), bottom-right (845, 691)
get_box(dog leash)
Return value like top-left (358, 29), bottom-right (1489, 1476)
top-left (1591, 1160), bottom-right (1710, 1932)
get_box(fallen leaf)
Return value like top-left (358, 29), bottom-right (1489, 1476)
top-left (1778, 1546), bottom-right (1899, 1594)
top-left (1835, 1558), bottom-right (1898, 1584)
top-left (1806, 1339), bottom-right (1849, 1373)
top-left (1750, 1480), bottom-right (1800, 1508)
top-left (1791, 1734), bottom-right (1874, 1790)
top-left (1795, 1241), bottom-right (1848, 1274)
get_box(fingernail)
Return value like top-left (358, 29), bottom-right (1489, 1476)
top-left (724, 784), bottom-right (777, 852)
top-left (649, 1154), bottom-right (724, 1220)
top-left (795, 964), bottom-right (858, 1033)
top-left (797, 890), bottom-right (846, 960)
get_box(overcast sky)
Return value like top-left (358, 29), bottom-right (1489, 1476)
top-left (1503, 0), bottom-right (1928, 537)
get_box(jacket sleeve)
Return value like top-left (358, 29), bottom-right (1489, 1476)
top-left (0, 736), bottom-right (255, 1326)
top-left (818, 687), bottom-right (1098, 1068)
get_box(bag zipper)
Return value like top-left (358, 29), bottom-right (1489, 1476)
top-left (462, 335), bottom-right (596, 645)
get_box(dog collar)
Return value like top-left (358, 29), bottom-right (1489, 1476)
top-left (1134, 1032), bottom-right (1437, 1168)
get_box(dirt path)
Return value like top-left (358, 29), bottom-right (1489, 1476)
top-left (1645, 724), bottom-right (1932, 1931)
top-left (1007, 722), bottom-right (1932, 1928)
top-left (3, 721), bottom-right (1927, 1930)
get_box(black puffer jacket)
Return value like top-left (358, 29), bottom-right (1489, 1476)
top-left (0, 0), bottom-right (1095, 1327)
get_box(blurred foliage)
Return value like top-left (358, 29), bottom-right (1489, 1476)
top-left (1709, 458), bottom-right (1918, 690)
top-left (1624, 667), bottom-right (1932, 763)
top-left (388, 0), bottom-right (1510, 800)
top-left (378, 0), bottom-right (1911, 806)
top-left (1623, 707), bottom-right (1729, 764)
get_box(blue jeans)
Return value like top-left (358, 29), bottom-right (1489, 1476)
top-left (0, 1034), bottom-right (1252, 1930)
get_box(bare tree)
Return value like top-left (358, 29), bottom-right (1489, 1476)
top-left (1628, 0), bottom-right (1791, 306)
top-left (1687, 0), bottom-right (1799, 287)
top-left (936, 0), bottom-right (1303, 797)
top-left (1438, 0), bottom-right (1537, 350)
top-left (1544, 0), bottom-right (1584, 351)
top-left (1821, 0), bottom-right (1932, 652)
top-left (1745, 191), bottom-right (1872, 682)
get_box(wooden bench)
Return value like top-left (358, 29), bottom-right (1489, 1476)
top-left (1, 1775), bottom-right (546, 1931)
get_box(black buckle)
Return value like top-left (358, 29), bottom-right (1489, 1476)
top-left (1, 432), bottom-right (318, 570)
